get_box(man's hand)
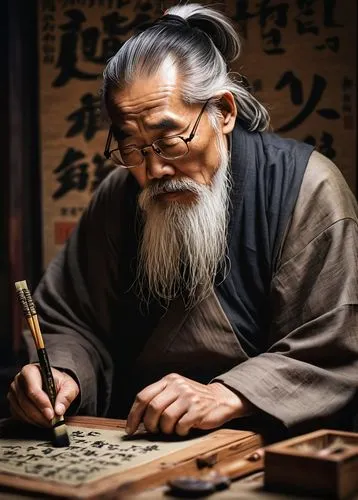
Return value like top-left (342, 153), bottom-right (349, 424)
top-left (7, 364), bottom-right (79, 427)
top-left (126, 373), bottom-right (253, 436)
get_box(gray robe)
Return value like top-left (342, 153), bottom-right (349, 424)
top-left (26, 145), bottom-right (358, 435)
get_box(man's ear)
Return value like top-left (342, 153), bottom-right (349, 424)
top-left (216, 91), bottom-right (237, 135)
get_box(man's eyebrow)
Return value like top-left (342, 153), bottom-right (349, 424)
top-left (112, 126), bottom-right (131, 140)
top-left (112, 118), bottom-right (182, 140)
top-left (147, 118), bottom-right (181, 131)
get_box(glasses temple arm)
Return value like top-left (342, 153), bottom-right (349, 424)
top-left (104, 127), bottom-right (113, 159)
top-left (187, 100), bottom-right (210, 141)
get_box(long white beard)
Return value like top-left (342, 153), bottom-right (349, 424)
top-left (136, 134), bottom-right (231, 308)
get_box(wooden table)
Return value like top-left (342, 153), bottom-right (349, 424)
top-left (0, 472), bottom-right (349, 499)
top-left (0, 417), bottom-right (262, 499)
top-left (1, 418), bottom-right (357, 500)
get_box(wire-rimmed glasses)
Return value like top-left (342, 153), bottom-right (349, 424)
top-left (103, 100), bottom-right (209, 168)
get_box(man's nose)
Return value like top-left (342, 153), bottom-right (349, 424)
top-left (144, 149), bottom-right (175, 180)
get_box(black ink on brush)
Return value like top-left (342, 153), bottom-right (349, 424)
top-left (14, 280), bottom-right (70, 447)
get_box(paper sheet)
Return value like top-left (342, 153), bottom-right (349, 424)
top-left (0, 425), bottom-right (202, 486)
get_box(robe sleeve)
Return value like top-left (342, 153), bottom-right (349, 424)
top-left (213, 152), bottom-right (358, 428)
top-left (24, 169), bottom-right (132, 417)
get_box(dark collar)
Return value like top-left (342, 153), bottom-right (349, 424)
top-left (227, 122), bottom-right (253, 244)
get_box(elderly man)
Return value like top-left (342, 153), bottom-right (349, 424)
top-left (8, 3), bottom-right (358, 438)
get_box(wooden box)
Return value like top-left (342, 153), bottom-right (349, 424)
top-left (265, 429), bottom-right (358, 499)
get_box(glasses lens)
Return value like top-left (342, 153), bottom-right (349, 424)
top-left (111, 148), bottom-right (142, 168)
top-left (154, 137), bottom-right (188, 159)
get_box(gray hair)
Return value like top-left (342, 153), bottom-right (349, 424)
top-left (102, 3), bottom-right (270, 132)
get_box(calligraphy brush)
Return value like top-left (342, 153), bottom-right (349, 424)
top-left (14, 280), bottom-right (70, 447)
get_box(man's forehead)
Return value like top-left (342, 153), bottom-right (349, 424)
top-left (107, 87), bottom-right (190, 130)
top-left (109, 90), bottom-right (177, 116)
top-left (107, 59), bottom-right (185, 118)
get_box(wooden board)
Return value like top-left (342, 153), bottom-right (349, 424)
top-left (0, 416), bottom-right (262, 499)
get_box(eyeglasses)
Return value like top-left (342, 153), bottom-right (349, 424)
top-left (103, 100), bottom-right (209, 168)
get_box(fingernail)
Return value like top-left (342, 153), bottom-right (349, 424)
top-left (55, 403), bottom-right (65, 415)
top-left (43, 407), bottom-right (54, 420)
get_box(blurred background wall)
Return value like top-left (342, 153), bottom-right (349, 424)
top-left (0, 0), bottom-right (357, 415)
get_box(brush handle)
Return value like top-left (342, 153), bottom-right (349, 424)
top-left (38, 349), bottom-right (69, 446)
top-left (23, 288), bottom-right (37, 316)
top-left (37, 348), bottom-right (57, 408)
top-left (15, 288), bottom-right (32, 318)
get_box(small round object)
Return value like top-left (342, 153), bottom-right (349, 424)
top-left (168, 476), bottom-right (216, 496)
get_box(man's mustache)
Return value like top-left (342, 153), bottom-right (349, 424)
top-left (143, 178), bottom-right (206, 199)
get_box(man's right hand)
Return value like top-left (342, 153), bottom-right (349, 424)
top-left (7, 364), bottom-right (79, 427)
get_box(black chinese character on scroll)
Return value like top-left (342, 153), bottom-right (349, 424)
top-left (66, 93), bottom-right (102, 141)
top-left (53, 4), bottom-right (154, 86)
top-left (91, 154), bottom-right (115, 191)
top-left (320, 132), bottom-right (336, 160)
top-left (233, 1), bottom-right (288, 54)
top-left (231, 1), bottom-right (256, 39)
top-left (315, 0), bottom-right (342, 52)
top-left (251, 79), bottom-right (263, 92)
top-left (53, 9), bottom-right (100, 87)
top-left (60, 207), bottom-right (85, 217)
top-left (323, 0), bottom-right (342, 27)
top-left (304, 132), bottom-right (336, 160)
top-left (341, 77), bottom-right (354, 130)
top-left (53, 149), bottom-right (114, 198)
top-left (315, 36), bottom-right (340, 52)
top-left (233, 0), bottom-right (343, 53)
top-left (259, 0), bottom-right (289, 54)
top-left (43, 13), bottom-right (55, 32)
top-left (82, 12), bottom-right (124, 64)
top-left (42, 43), bottom-right (56, 64)
top-left (295, 0), bottom-right (341, 52)
top-left (42, 1), bottom-right (56, 64)
top-left (275, 71), bottom-right (340, 132)
top-left (43, 33), bottom-right (55, 43)
top-left (81, 7), bottom-right (151, 65)
top-left (53, 148), bottom-right (89, 199)
top-left (295, 0), bottom-right (319, 35)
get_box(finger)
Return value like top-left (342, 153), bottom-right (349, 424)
top-left (175, 409), bottom-right (206, 437)
top-left (14, 374), bottom-right (52, 426)
top-left (126, 380), bottom-right (167, 434)
top-left (142, 391), bottom-right (178, 433)
top-left (158, 399), bottom-right (188, 434)
top-left (17, 367), bottom-right (54, 421)
top-left (54, 373), bottom-right (80, 416)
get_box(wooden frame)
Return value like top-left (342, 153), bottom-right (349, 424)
top-left (0, 416), bottom-right (262, 499)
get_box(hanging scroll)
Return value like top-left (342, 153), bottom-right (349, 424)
top-left (227, 0), bottom-right (356, 192)
top-left (38, 0), bottom-right (163, 267)
top-left (38, 0), bottom-right (356, 267)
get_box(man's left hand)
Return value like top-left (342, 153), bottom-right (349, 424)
top-left (125, 373), bottom-right (252, 436)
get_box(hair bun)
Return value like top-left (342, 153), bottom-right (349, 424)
top-left (160, 14), bottom-right (190, 29)
top-left (189, 15), bottom-right (239, 62)
top-left (167, 4), bottom-right (241, 63)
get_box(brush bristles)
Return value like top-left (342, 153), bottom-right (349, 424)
top-left (52, 417), bottom-right (70, 447)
